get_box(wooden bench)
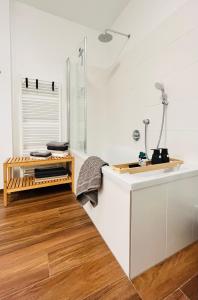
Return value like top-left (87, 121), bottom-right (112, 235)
top-left (3, 155), bottom-right (74, 207)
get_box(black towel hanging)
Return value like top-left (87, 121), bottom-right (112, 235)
top-left (36, 79), bottom-right (38, 89)
top-left (52, 81), bottom-right (55, 91)
top-left (25, 78), bottom-right (28, 88)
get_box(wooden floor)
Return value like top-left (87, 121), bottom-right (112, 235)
top-left (0, 187), bottom-right (198, 300)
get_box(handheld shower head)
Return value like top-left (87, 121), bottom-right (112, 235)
top-left (155, 82), bottom-right (168, 105)
top-left (155, 82), bottom-right (164, 92)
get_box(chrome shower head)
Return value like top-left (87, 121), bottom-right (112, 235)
top-left (98, 32), bottom-right (113, 43)
top-left (98, 29), bottom-right (130, 43)
top-left (155, 82), bottom-right (164, 92)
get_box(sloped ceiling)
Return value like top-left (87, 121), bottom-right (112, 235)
top-left (17, 0), bottom-right (130, 30)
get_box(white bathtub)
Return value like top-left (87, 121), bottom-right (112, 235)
top-left (72, 150), bottom-right (198, 278)
top-left (102, 163), bottom-right (198, 190)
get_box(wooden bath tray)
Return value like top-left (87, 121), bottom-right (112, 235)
top-left (112, 158), bottom-right (183, 174)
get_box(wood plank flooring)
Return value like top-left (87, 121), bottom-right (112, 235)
top-left (0, 187), bottom-right (198, 299)
top-left (0, 188), bottom-right (139, 300)
top-left (133, 242), bottom-right (198, 300)
top-left (165, 290), bottom-right (188, 300)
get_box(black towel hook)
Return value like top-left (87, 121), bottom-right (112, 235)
top-left (25, 78), bottom-right (28, 88)
top-left (36, 79), bottom-right (38, 89)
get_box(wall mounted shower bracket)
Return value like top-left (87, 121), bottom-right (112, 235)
top-left (105, 29), bottom-right (130, 39)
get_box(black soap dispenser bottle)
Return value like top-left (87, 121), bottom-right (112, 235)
top-left (161, 148), bottom-right (170, 163)
top-left (151, 149), bottom-right (161, 164)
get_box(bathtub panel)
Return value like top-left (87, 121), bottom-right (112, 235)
top-left (130, 184), bottom-right (167, 278)
top-left (193, 187), bottom-right (198, 241)
top-left (167, 177), bottom-right (198, 257)
top-left (72, 151), bottom-right (198, 279)
top-left (72, 150), bottom-right (131, 276)
top-left (84, 179), bottom-right (131, 276)
top-left (192, 177), bottom-right (198, 241)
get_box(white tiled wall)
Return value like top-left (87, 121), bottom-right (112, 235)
top-left (100, 0), bottom-right (198, 164)
top-left (0, 0), bottom-right (13, 188)
top-left (10, 0), bottom-right (198, 166)
top-left (11, 1), bottom-right (109, 156)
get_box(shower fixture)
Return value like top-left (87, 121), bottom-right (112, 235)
top-left (155, 82), bottom-right (168, 105)
top-left (78, 47), bottom-right (84, 57)
top-left (155, 82), bottom-right (169, 149)
top-left (98, 29), bottom-right (130, 43)
top-left (78, 47), bottom-right (84, 66)
top-left (143, 119), bottom-right (150, 159)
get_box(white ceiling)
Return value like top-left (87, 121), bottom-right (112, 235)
top-left (17, 0), bottom-right (130, 30)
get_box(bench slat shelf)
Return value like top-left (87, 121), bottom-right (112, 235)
top-left (3, 155), bottom-right (74, 207)
top-left (7, 156), bottom-right (73, 167)
top-left (7, 176), bottom-right (72, 193)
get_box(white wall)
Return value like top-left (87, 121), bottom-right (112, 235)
top-left (10, 0), bottom-right (198, 172)
top-left (0, 0), bottom-right (13, 188)
top-left (11, 1), bottom-right (109, 155)
top-left (101, 0), bottom-right (198, 164)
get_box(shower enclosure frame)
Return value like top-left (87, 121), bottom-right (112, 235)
top-left (66, 36), bottom-right (88, 154)
top-left (66, 57), bottom-right (71, 146)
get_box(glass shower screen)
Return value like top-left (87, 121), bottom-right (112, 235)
top-left (67, 37), bottom-right (87, 153)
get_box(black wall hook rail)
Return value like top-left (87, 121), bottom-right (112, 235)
top-left (25, 78), bottom-right (56, 90)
